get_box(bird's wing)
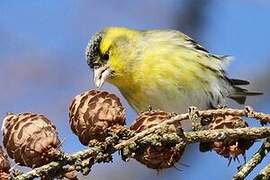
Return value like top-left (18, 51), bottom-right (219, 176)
top-left (170, 31), bottom-right (264, 105)
top-left (174, 31), bottom-right (229, 60)
top-left (181, 35), bottom-right (210, 54)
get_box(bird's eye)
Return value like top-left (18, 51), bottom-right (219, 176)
top-left (103, 53), bottom-right (109, 61)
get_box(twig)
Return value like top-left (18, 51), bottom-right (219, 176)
top-left (233, 138), bottom-right (270, 180)
top-left (185, 128), bottom-right (270, 143)
top-left (197, 107), bottom-right (270, 124)
top-left (254, 162), bottom-right (270, 180)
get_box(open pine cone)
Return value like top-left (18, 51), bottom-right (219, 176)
top-left (130, 110), bottom-right (186, 169)
top-left (199, 115), bottom-right (254, 160)
top-left (2, 113), bottom-right (61, 168)
top-left (0, 146), bottom-right (10, 180)
top-left (69, 90), bottom-right (126, 145)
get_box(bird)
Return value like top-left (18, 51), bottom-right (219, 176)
top-left (85, 27), bottom-right (262, 115)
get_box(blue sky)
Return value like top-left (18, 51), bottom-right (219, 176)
top-left (1, 1), bottom-right (270, 179)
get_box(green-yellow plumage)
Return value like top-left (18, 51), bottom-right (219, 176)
top-left (85, 27), bottom-right (261, 114)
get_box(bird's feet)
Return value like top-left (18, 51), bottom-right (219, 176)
top-left (188, 106), bottom-right (203, 131)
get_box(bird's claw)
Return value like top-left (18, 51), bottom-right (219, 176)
top-left (188, 106), bottom-right (203, 131)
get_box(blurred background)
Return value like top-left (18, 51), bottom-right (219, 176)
top-left (1, 0), bottom-right (270, 179)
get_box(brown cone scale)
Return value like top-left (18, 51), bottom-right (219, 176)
top-left (69, 90), bottom-right (126, 145)
top-left (200, 115), bottom-right (254, 160)
top-left (0, 146), bottom-right (10, 180)
top-left (130, 110), bottom-right (186, 169)
top-left (2, 113), bottom-right (61, 168)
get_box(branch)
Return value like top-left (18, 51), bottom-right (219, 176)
top-left (11, 107), bottom-right (270, 180)
top-left (185, 127), bottom-right (270, 143)
top-left (13, 126), bottom-right (270, 180)
top-left (116, 107), bottom-right (270, 149)
top-left (11, 146), bottom-right (103, 180)
top-left (254, 162), bottom-right (270, 180)
top-left (233, 138), bottom-right (270, 180)
top-left (197, 107), bottom-right (270, 125)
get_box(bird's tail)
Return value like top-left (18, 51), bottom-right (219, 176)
top-left (228, 78), bottom-right (263, 104)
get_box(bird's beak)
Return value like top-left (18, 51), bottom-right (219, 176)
top-left (94, 65), bottom-right (111, 88)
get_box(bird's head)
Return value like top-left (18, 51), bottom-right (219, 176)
top-left (85, 27), bottom-right (140, 88)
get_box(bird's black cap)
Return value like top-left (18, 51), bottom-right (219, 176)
top-left (85, 31), bottom-right (103, 68)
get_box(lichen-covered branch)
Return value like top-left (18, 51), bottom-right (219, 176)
top-left (233, 138), bottom-right (270, 180)
top-left (197, 107), bottom-right (270, 125)
top-left (115, 107), bottom-right (270, 149)
top-left (185, 127), bottom-right (270, 143)
top-left (11, 146), bottom-right (102, 180)
top-left (11, 107), bottom-right (270, 180)
top-left (13, 126), bottom-right (270, 180)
